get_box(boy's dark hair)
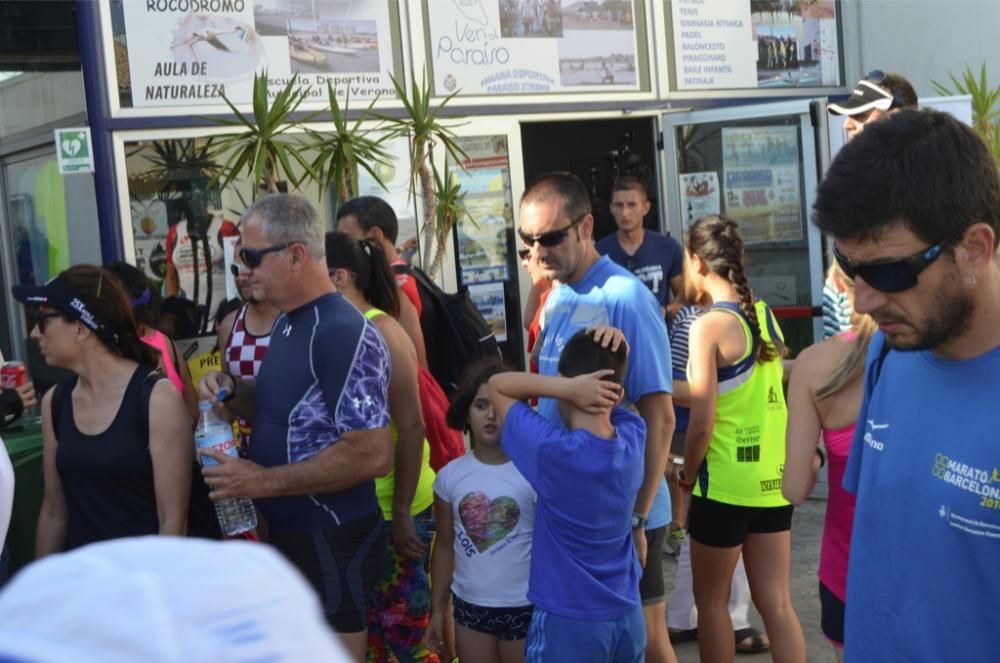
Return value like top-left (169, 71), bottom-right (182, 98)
top-left (814, 109), bottom-right (1000, 247)
top-left (557, 329), bottom-right (627, 386)
top-left (611, 175), bottom-right (648, 200)
top-left (336, 196), bottom-right (400, 244)
top-left (521, 171), bottom-right (592, 224)
top-left (446, 358), bottom-right (506, 431)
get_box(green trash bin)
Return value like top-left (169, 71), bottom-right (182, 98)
top-left (3, 419), bottom-right (44, 574)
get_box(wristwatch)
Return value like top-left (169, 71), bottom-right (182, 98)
top-left (630, 512), bottom-right (648, 530)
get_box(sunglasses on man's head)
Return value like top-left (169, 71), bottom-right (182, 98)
top-left (864, 69), bottom-right (903, 110)
top-left (517, 248), bottom-right (530, 261)
top-left (238, 243), bottom-right (287, 269)
top-left (833, 239), bottom-right (951, 293)
top-left (517, 216), bottom-right (583, 249)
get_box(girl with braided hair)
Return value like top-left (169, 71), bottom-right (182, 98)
top-left (677, 215), bottom-right (805, 663)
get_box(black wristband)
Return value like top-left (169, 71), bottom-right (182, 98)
top-left (816, 447), bottom-right (826, 469)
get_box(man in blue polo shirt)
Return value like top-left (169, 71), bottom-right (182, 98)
top-left (521, 171), bottom-right (676, 662)
top-left (596, 176), bottom-right (684, 320)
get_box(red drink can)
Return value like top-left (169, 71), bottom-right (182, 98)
top-left (1, 361), bottom-right (27, 390)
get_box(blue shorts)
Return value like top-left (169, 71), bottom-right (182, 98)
top-left (525, 605), bottom-right (646, 663)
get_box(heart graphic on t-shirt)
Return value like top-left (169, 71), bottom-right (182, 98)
top-left (458, 492), bottom-right (520, 553)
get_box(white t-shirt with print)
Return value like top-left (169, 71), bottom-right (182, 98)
top-left (433, 453), bottom-right (535, 607)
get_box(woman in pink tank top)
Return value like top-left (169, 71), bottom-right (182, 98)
top-left (108, 263), bottom-right (199, 421)
top-left (784, 264), bottom-right (875, 661)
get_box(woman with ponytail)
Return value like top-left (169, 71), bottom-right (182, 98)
top-left (679, 216), bottom-right (805, 663)
top-left (13, 265), bottom-right (192, 557)
top-left (325, 232), bottom-right (440, 662)
top-left (784, 262), bottom-right (875, 662)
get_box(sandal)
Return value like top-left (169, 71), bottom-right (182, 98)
top-left (668, 628), bottom-right (698, 644)
top-left (734, 627), bottom-right (770, 654)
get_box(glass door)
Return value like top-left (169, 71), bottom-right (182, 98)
top-left (0, 148), bottom-right (102, 390)
top-left (661, 99), bottom-right (825, 352)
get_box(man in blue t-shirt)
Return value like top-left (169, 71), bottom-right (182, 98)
top-left (596, 176), bottom-right (684, 319)
top-left (813, 109), bottom-right (1000, 661)
top-left (520, 172), bottom-right (676, 662)
top-left (490, 328), bottom-right (646, 662)
top-left (197, 195), bottom-right (392, 660)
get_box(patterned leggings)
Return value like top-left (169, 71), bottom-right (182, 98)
top-left (367, 507), bottom-right (440, 663)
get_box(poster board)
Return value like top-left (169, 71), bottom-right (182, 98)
top-left (721, 125), bottom-right (802, 244)
top-left (669, 0), bottom-right (842, 92)
top-left (120, 0), bottom-right (399, 109)
top-left (426, 0), bottom-right (646, 97)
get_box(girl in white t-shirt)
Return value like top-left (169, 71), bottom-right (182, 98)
top-left (426, 360), bottom-right (536, 663)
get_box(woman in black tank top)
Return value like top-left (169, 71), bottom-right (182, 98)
top-left (12, 266), bottom-right (194, 556)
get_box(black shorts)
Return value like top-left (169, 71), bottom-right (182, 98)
top-left (452, 593), bottom-right (534, 641)
top-left (819, 580), bottom-right (845, 645)
top-left (638, 526), bottom-right (666, 604)
top-left (269, 511), bottom-right (385, 633)
top-left (687, 495), bottom-right (793, 548)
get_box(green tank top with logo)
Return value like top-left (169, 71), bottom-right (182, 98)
top-left (364, 308), bottom-right (436, 519)
top-left (688, 300), bottom-right (789, 507)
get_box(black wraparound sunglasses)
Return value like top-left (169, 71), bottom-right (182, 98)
top-left (33, 311), bottom-right (65, 333)
top-left (833, 239), bottom-right (952, 293)
top-left (238, 243), bottom-right (287, 269)
top-left (518, 215), bottom-right (584, 249)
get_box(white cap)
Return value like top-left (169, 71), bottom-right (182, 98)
top-left (0, 536), bottom-right (351, 662)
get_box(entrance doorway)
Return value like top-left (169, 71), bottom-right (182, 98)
top-left (520, 116), bottom-right (663, 242)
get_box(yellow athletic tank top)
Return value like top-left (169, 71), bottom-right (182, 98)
top-left (689, 301), bottom-right (789, 507)
top-left (364, 308), bottom-right (436, 519)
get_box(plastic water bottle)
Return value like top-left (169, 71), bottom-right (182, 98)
top-left (195, 399), bottom-right (257, 536)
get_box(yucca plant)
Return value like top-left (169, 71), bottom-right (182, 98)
top-left (933, 62), bottom-right (1000, 164)
top-left (208, 71), bottom-right (319, 195)
top-left (307, 82), bottom-right (394, 207)
top-left (376, 70), bottom-right (468, 278)
top-left (428, 159), bottom-right (473, 278)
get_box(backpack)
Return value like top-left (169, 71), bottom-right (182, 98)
top-left (396, 264), bottom-right (501, 394)
top-left (52, 369), bottom-right (222, 540)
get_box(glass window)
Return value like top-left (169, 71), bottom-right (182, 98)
top-left (123, 135), bottom-right (345, 335)
top-left (2, 151), bottom-right (101, 386)
top-left (450, 135), bottom-right (523, 369)
top-left (672, 115), bottom-right (815, 351)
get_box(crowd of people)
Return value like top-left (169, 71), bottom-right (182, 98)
top-left (0, 69), bottom-right (997, 663)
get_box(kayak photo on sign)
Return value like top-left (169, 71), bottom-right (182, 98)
top-left (254, 0), bottom-right (381, 75)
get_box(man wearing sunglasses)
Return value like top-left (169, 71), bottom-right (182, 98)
top-left (519, 171), bottom-right (677, 662)
top-left (823, 70), bottom-right (919, 339)
top-left (828, 69), bottom-right (918, 142)
top-left (197, 194), bottom-right (393, 658)
top-left (813, 109), bottom-right (1000, 661)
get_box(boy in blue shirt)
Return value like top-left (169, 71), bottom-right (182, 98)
top-left (489, 327), bottom-right (646, 663)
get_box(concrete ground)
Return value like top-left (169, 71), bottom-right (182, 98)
top-left (664, 496), bottom-right (837, 663)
